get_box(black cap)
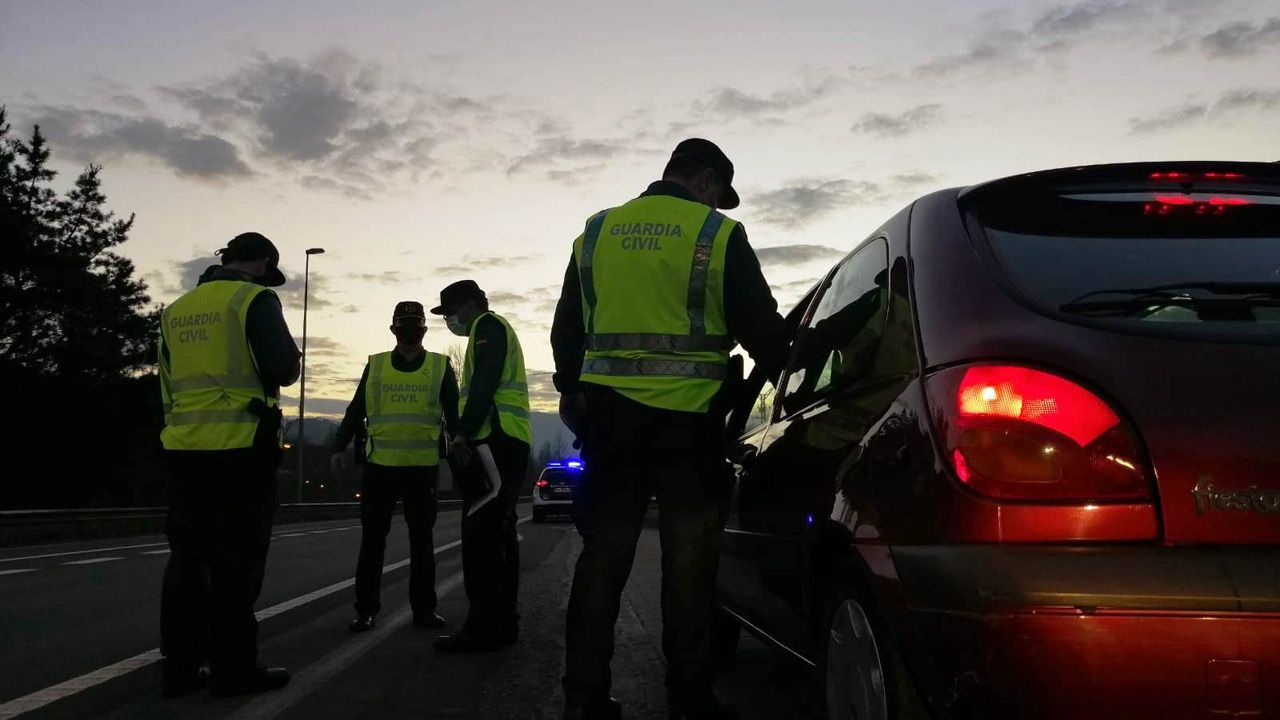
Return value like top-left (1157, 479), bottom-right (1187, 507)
top-left (430, 280), bottom-right (486, 316)
top-left (215, 232), bottom-right (286, 287)
top-left (392, 301), bottom-right (426, 325)
top-left (670, 138), bottom-right (739, 210)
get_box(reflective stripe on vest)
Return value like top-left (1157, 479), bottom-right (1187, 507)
top-left (581, 357), bottom-right (729, 380)
top-left (573, 194), bottom-right (736, 413)
top-left (364, 351), bottom-right (446, 467)
top-left (460, 312), bottom-right (532, 444)
top-left (159, 280), bottom-right (275, 451)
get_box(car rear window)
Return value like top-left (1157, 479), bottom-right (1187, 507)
top-left (541, 469), bottom-right (573, 482)
top-left (970, 183), bottom-right (1280, 341)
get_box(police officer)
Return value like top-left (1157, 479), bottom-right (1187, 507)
top-left (551, 139), bottom-right (789, 719)
top-left (429, 280), bottom-right (532, 653)
top-left (158, 232), bottom-right (300, 698)
top-left (334, 301), bottom-right (458, 632)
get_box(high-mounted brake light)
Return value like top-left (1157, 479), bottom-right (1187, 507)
top-left (1149, 171), bottom-right (1244, 180)
top-left (927, 365), bottom-right (1150, 502)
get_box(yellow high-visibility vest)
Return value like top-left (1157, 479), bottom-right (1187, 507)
top-left (460, 312), bottom-right (531, 444)
top-left (159, 280), bottom-right (277, 450)
top-left (573, 194), bottom-right (735, 413)
top-left (364, 350), bottom-right (448, 466)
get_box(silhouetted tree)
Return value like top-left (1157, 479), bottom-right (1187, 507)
top-left (0, 107), bottom-right (163, 508)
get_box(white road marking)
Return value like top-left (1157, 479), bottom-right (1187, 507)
top-left (0, 569), bottom-right (37, 577)
top-left (276, 533), bottom-right (306, 538)
top-left (227, 572), bottom-right (466, 720)
top-left (60, 557), bottom-right (123, 566)
top-left (0, 542), bottom-right (167, 564)
top-left (0, 516), bottom-right (528, 719)
top-left (0, 517), bottom-right (366, 563)
top-left (141, 549), bottom-right (170, 556)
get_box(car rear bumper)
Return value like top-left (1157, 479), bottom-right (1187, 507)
top-left (890, 546), bottom-right (1280, 719)
top-left (532, 493), bottom-right (573, 507)
top-left (902, 607), bottom-right (1280, 719)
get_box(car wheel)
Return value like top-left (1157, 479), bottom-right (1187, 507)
top-left (531, 507), bottom-right (545, 523)
top-left (825, 596), bottom-right (929, 720)
top-left (826, 598), bottom-right (889, 720)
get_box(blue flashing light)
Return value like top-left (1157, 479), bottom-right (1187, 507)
top-left (806, 514), bottom-right (815, 526)
top-left (567, 461), bottom-right (583, 468)
top-left (547, 462), bottom-right (563, 467)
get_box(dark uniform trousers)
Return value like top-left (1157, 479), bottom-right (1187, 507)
top-left (456, 430), bottom-right (528, 639)
top-left (161, 451), bottom-right (276, 677)
top-left (355, 463), bottom-right (439, 617)
top-left (563, 384), bottom-right (734, 706)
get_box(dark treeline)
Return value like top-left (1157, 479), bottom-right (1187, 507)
top-left (0, 107), bottom-right (165, 508)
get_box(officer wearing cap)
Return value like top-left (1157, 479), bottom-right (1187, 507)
top-left (550, 139), bottom-right (790, 719)
top-left (157, 232), bottom-right (300, 698)
top-left (333, 301), bottom-right (458, 633)
top-left (429, 280), bottom-right (532, 653)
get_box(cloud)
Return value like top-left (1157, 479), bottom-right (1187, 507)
top-left (28, 106), bottom-right (251, 179)
top-left (1200, 17), bottom-right (1280, 58)
top-left (300, 175), bottom-right (374, 201)
top-left (851, 104), bottom-right (944, 138)
top-left (433, 254), bottom-right (543, 276)
top-left (1215, 87), bottom-right (1280, 111)
top-left (1128, 87), bottom-right (1280, 133)
top-left (346, 271), bottom-right (408, 283)
top-left (754, 245), bottom-right (847, 267)
top-left (916, 30), bottom-right (1028, 77)
top-left (749, 174), bottom-right (938, 229)
top-left (274, 270), bottom-right (335, 310)
top-left (1128, 103), bottom-right (1209, 133)
top-left (293, 335), bottom-right (346, 357)
top-left (694, 76), bottom-right (838, 118)
top-left (1032, 1), bottom-right (1140, 38)
top-left (507, 136), bottom-right (627, 177)
top-left (161, 50), bottom-right (486, 195)
top-left (525, 371), bottom-right (560, 412)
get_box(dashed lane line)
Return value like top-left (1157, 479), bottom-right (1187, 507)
top-left (60, 557), bottom-right (123, 566)
top-left (0, 569), bottom-right (37, 577)
top-left (0, 516), bottom-right (526, 719)
top-left (0, 542), bottom-right (167, 564)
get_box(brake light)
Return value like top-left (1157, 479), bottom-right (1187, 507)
top-left (927, 365), bottom-right (1149, 502)
top-left (1149, 171), bottom-right (1244, 180)
top-left (536, 479), bottom-right (549, 488)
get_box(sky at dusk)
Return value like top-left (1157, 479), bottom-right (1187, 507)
top-left (3, 0), bottom-right (1277, 415)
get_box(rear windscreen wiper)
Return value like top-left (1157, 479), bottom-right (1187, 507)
top-left (1060, 283), bottom-right (1280, 316)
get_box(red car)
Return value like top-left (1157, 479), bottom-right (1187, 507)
top-left (716, 162), bottom-right (1280, 719)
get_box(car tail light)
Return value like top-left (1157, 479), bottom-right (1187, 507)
top-left (536, 479), bottom-right (549, 488)
top-left (927, 365), bottom-right (1150, 502)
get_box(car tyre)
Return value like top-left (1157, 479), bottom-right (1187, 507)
top-left (531, 507), bottom-right (546, 523)
top-left (823, 588), bottom-right (928, 720)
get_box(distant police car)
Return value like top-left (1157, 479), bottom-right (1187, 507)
top-left (531, 460), bottom-right (582, 523)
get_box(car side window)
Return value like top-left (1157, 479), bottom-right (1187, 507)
top-left (781, 239), bottom-right (889, 415)
top-left (742, 381), bottom-right (778, 434)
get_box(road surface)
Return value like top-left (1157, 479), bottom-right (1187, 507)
top-left (0, 505), bottom-right (821, 719)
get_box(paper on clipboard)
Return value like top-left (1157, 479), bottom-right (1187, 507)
top-left (466, 444), bottom-right (503, 517)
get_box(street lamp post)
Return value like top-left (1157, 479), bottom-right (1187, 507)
top-left (297, 247), bottom-right (326, 503)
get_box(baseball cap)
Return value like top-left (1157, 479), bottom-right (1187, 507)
top-left (430, 280), bottom-right (486, 316)
top-left (392, 301), bottom-right (426, 325)
top-left (670, 138), bottom-right (739, 210)
top-left (215, 232), bottom-right (286, 287)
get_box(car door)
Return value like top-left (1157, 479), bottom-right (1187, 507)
top-left (722, 238), bottom-right (893, 656)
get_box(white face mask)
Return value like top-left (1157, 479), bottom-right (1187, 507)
top-left (445, 314), bottom-right (469, 337)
